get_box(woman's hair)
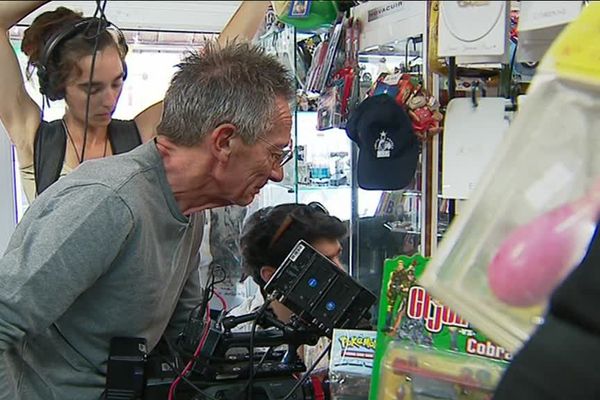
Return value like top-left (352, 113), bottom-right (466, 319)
top-left (240, 203), bottom-right (347, 288)
top-left (21, 7), bottom-right (128, 100)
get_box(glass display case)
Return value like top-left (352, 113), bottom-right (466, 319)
top-left (294, 110), bottom-right (382, 221)
top-left (281, 3), bottom-right (435, 322)
top-left (282, 2), bottom-right (454, 326)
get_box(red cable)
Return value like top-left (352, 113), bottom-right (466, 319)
top-left (167, 303), bottom-right (211, 400)
top-left (311, 376), bottom-right (325, 400)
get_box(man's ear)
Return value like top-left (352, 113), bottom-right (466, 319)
top-left (209, 123), bottom-right (237, 162)
top-left (260, 266), bottom-right (277, 284)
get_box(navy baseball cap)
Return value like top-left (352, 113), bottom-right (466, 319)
top-left (346, 94), bottom-right (419, 190)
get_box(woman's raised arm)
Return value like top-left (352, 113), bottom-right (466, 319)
top-left (134, 1), bottom-right (271, 142)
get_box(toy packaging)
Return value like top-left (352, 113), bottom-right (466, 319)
top-left (369, 72), bottom-right (443, 142)
top-left (369, 255), bottom-right (509, 400)
top-left (419, 3), bottom-right (600, 353)
top-left (328, 329), bottom-right (377, 400)
top-left (380, 342), bottom-right (506, 400)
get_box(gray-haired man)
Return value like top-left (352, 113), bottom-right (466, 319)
top-left (0, 41), bottom-right (294, 400)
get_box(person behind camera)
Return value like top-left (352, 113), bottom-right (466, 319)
top-left (0, 41), bottom-right (294, 400)
top-left (229, 202), bottom-right (347, 328)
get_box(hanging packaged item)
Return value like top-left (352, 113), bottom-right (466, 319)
top-left (305, 17), bottom-right (345, 93)
top-left (271, 1), bottom-right (339, 30)
top-left (517, 1), bottom-right (583, 63)
top-left (369, 72), bottom-right (443, 142)
top-left (316, 82), bottom-right (342, 130)
top-left (419, 3), bottom-right (600, 353)
top-left (438, 0), bottom-right (510, 64)
top-left (313, 16), bottom-right (360, 130)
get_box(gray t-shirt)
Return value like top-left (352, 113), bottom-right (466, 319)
top-left (0, 141), bottom-right (204, 399)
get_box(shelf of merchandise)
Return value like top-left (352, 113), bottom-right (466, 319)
top-left (259, 5), bottom-right (446, 286)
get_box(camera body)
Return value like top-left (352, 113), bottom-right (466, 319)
top-left (105, 337), bottom-right (147, 400)
top-left (111, 240), bottom-right (375, 399)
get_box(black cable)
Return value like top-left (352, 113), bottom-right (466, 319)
top-left (160, 354), bottom-right (218, 400)
top-left (80, 0), bottom-right (107, 163)
top-left (188, 264), bottom-right (217, 324)
top-left (177, 258), bottom-right (218, 393)
top-left (205, 266), bottom-right (218, 303)
top-left (213, 263), bottom-right (227, 285)
top-left (244, 299), bottom-right (272, 400)
top-left (255, 346), bottom-right (275, 372)
top-left (281, 342), bottom-right (332, 400)
top-left (206, 263), bottom-right (227, 305)
top-left (92, 0), bottom-right (101, 18)
top-left (236, 345), bottom-right (275, 399)
top-left (161, 334), bottom-right (220, 400)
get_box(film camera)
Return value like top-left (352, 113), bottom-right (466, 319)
top-left (106, 240), bottom-right (376, 400)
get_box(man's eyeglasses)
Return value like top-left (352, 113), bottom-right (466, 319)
top-left (257, 136), bottom-right (294, 167)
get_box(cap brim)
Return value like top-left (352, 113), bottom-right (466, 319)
top-left (357, 142), bottom-right (419, 190)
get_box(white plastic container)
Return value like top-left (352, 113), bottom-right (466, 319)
top-left (419, 4), bottom-right (600, 353)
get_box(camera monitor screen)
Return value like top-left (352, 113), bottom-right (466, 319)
top-left (264, 240), bottom-right (376, 336)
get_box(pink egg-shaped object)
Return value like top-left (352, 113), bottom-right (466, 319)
top-left (488, 200), bottom-right (598, 307)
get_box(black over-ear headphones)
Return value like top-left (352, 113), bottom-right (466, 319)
top-left (37, 17), bottom-right (128, 101)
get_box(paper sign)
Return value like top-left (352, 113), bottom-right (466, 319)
top-left (519, 1), bottom-right (582, 31)
top-left (442, 97), bottom-right (509, 199)
top-left (438, 1), bottom-right (508, 58)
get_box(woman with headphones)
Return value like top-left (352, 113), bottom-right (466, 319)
top-left (0, 1), bottom-right (270, 202)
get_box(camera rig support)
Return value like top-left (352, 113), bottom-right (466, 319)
top-left (107, 240), bottom-right (376, 400)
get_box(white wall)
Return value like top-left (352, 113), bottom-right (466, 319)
top-left (20, 1), bottom-right (242, 33)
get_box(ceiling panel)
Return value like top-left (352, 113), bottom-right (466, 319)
top-left (19, 1), bottom-right (243, 33)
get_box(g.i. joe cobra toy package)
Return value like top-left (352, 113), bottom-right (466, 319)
top-left (379, 342), bottom-right (506, 400)
top-left (369, 255), bottom-right (510, 400)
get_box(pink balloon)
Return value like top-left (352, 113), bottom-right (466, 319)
top-left (488, 199), bottom-right (598, 307)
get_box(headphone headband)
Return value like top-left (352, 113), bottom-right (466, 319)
top-left (38, 18), bottom-right (111, 69)
top-left (36, 17), bottom-right (127, 100)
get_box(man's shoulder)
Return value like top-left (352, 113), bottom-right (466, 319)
top-left (70, 142), bottom-right (161, 191)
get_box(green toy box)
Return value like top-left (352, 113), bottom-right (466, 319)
top-left (369, 255), bottom-right (510, 400)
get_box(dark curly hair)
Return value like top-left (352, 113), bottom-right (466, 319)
top-left (21, 7), bottom-right (128, 100)
top-left (240, 203), bottom-right (347, 288)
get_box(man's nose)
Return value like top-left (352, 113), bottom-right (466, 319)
top-left (269, 164), bottom-right (284, 182)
